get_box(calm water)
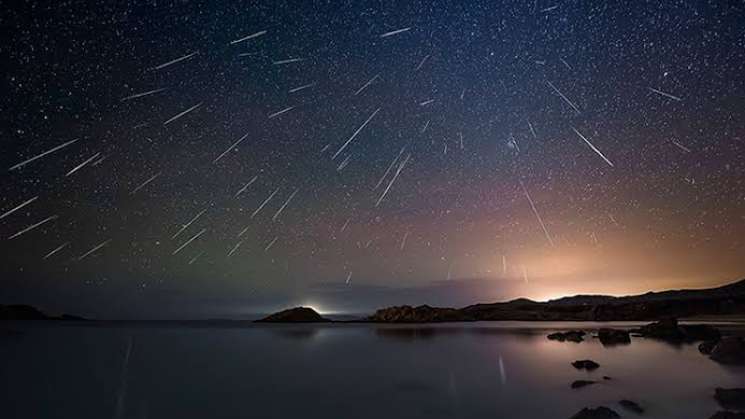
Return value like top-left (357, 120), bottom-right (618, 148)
top-left (2, 321), bottom-right (744, 419)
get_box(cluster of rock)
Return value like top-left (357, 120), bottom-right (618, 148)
top-left (564, 354), bottom-right (644, 416)
top-left (712, 388), bottom-right (745, 418)
top-left (367, 305), bottom-right (470, 322)
top-left (548, 330), bottom-right (585, 342)
top-left (554, 319), bottom-right (745, 418)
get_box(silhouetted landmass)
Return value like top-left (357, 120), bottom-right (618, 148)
top-left (366, 278), bottom-right (745, 322)
top-left (569, 406), bottom-right (620, 419)
top-left (255, 307), bottom-right (330, 323)
top-left (0, 304), bottom-right (86, 321)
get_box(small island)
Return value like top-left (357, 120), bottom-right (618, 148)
top-left (255, 306), bottom-right (331, 323)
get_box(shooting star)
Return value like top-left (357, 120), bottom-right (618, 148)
top-left (272, 188), bottom-right (299, 222)
top-left (520, 181), bottom-right (554, 247)
top-left (66, 152), bottom-right (100, 176)
top-left (227, 240), bottom-right (243, 257)
top-left (43, 241), bottom-right (70, 260)
top-left (572, 127), bottom-right (614, 167)
top-left (273, 58), bottom-right (304, 65)
top-left (527, 119), bottom-right (537, 138)
top-left (546, 80), bottom-right (581, 114)
top-left (131, 172), bottom-right (161, 194)
top-left (188, 251), bottom-right (204, 265)
top-left (151, 52), bottom-right (198, 70)
top-left (332, 107), bottom-right (381, 159)
top-left (354, 74), bottom-right (379, 96)
top-left (251, 187), bottom-right (280, 218)
top-left (420, 99), bottom-right (435, 106)
top-left (172, 208), bottom-right (208, 239)
top-left (337, 154), bottom-right (352, 171)
top-left (671, 139), bottom-right (692, 153)
top-left (230, 30), bottom-right (267, 44)
top-left (234, 175), bottom-right (258, 198)
top-left (8, 215), bottom-right (58, 240)
top-left (375, 153), bottom-right (411, 207)
top-left (648, 87), bottom-right (682, 101)
top-left (268, 106), bottom-right (295, 119)
top-left (289, 82), bottom-right (316, 93)
top-left (172, 228), bottom-right (206, 255)
top-left (264, 236), bottom-right (278, 252)
top-left (0, 196), bottom-right (38, 220)
top-left (9, 138), bottom-right (79, 171)
top-left (415, 54), bottom-right (430, 71)
top-left (120, 88), bottom-right (167, 102)
top-left (163, 102), bottom-right (202, 126)
top-left (400, 231), bottom-right (410, 250)
top-left (380, 27), bottom-right (411, 38)
top-left (375, 147), bottom-right (406, 190)
top-left (213, 132), bottom-right (249, 163)
top-left (77, 239), bottom-right (112, 261)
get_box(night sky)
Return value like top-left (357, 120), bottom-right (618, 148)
top-left (1, 1), bottom-right (744, 319)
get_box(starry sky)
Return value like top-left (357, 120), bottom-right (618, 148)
top-left (1, 1), bottom-right (744, 319)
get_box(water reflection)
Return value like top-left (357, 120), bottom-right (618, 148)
top-left (0, 321), bottom-right (743, 419)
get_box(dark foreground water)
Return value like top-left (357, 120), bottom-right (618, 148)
top-left (2, 321), bottom-right (744, 419)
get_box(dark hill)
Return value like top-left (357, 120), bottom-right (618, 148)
top-left (370, 278), bottom-right (745, 322)
top-left (256, 307), bottom-right (330, 323)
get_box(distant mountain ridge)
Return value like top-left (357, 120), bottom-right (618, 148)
top-left (0, 304), bottom-right (85, 321)
top-left (368, 278), bottom-right (745, 322)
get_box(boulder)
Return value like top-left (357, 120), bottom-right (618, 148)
top-left (636, 318), bottom-right (683, 339)
top-left (598, 328), bottom-right (631, 346)
top-left (700, 340), bottom-right (719, 355)
top-left (715, 388), bottom-right (745, 410)
top-left (634, 318), bottom-right (720, 342)
top-left (572, 360), bottom-right (600, 370)
top-left (569, 406), bottom-right (620, 419)
top-left (710, 337), bottom-right (745, 364)
top-left (618, 399), bottom-right (644, 414)
top-left (571, 380), bottom-right (597, 389)
top-left (548, 330), bottom-right (586, 342)
top-left (256, 307), bottom-right (330, 323)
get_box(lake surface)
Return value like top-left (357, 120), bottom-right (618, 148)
top-left (2, 321), bottom-right (744, 418)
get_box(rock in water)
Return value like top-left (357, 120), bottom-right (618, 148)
top-left (598, 328), bottom-right (631, 346)
top-left (572, 360), bottom-right (600, 370)
top-left (571, 380), bottom-right (597, 389)
top-left (256, 307), bottom-right (330, 323)
top-left (635, 318), bottom-right (721, 342)
top-left (700, 340), bottom-right (719, 355)
top-left (715, 388), bottom-right (745, 409)
top-left (710, 412), bottom-right (745, 419)
top-left (569, 406), bottom-right (620, 419)
top-left (618, 399), bottom-right (644, 414)
top-left (710, 337), bottom-right (745, 364)
top-left (636, 318), bottom-right (685, 340)
top-left (548, 330), bottom-right (586, 342)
